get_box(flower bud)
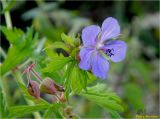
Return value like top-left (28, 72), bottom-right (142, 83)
top-left (27, 81), bottom-right (40, 99)
top-left (76, 53), bottom-right (81, 62)
top-left (40, 77), bottom-right (64, 94)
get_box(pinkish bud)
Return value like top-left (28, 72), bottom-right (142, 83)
top-left (27, 81), bottom-right (40, 99)
top-left (76, 53), bottom-right (81, 62)
top-left (40, 77), bottom-right (64, 95)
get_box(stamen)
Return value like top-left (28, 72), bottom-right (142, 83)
top-left (106, 48), bottom-right (114, 57)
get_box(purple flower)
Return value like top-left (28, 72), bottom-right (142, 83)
top-left (79, 17), bottom-right (127, 79)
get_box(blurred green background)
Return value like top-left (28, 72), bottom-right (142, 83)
top-left (1, 0), bottom-right (159, 118)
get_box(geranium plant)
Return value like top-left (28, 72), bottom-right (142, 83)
top-left (0, 1), bottom-right (127, 118)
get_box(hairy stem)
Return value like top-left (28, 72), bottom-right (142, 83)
top-left (31, 69), bottom-right (42, 81)
top-left (2, 0), bottom-right (13, 29)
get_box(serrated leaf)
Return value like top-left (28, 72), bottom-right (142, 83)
top-left (46, 41), bottom-right (71, 53)
top-left (1, 27), bottom-right (38, 75)
top-left (87, 83), bottom-right (106, 93)
top-left (0, 26), bottom-right (24, 45)
top-left (71, 66), bottom-right (82, 93)
top-left (42, 55), bottom-right (72, 73)
top-left (61, 33), bottom-right (75, 47)
top-left (80, 84), bottom-right (124, 112)
top-left (8, 104), bottom-right (49, 118)
top-left (44, 45), bottom-right (58, 58)
top-left (71, 65), bottom-right (87, 93)
top-left (64, 62), bottom-right (75, 100)
top-left (86, 72), bottom-right (97, 84)
top-left (63, 61), bottom-right (88, 97)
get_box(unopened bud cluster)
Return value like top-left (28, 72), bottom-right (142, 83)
top-left (23, 63), bottom-right (65, 102)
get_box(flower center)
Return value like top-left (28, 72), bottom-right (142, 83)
top-left (95, 42), bottom-right (104, 50)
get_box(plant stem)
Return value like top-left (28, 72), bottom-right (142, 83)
top-left (1, 1), bottom-right (42, 118)
top-left (0, 13), bottom-right (9, 117)
top-left (2, 0), bottom-right (13, 29)
top-left (31, 69), bottom-right (42, 81)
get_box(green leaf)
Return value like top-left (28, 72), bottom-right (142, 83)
top-left (43, 106), bottom-right (53, 119)
top-left (70, 65), bottom-right (87, 93)
top-left (1, 0), bottom-right (15, 14)
top-left (43, 103), bottom-right (63, 119)
top-left (86, 72), bottom-right (97, 84)
top-left (8, 104), bottom-right (49, 118)
top-left (53, 42), bottom-right (70, 53)
top-left (0, 27), bottom-right (38, 76)
top-left (61, 33), bottom-right (75, 47)
top-left (45, 41), bottom-right (71, 53)
top-left (70, 47), bottom-right (79, 58)
top-left (42, 55), bottom-right (72, 73)
top-left (44, 45), bottom-right (58, 58)
top-left (0, 88), bottom-right (8, 118)
top-left (0, 26), bottom-right (24, 45)
top-left (80, 84), bottom-right (124, 112)
top-left (64, 62), bottom-right (75, 100)
top-left (71, 66), bottom-right (83, 93)
top-left (43, 72), bottom-right (63, 84)
top-left (108, 110), bottom-right (123, 119)
top-left (63, 61), bottom-right (88, 98)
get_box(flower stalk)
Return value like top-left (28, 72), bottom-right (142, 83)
top-left (2, 0), bottom-right (12, 29)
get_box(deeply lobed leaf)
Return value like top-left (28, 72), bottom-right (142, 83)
top-left (80, 83), bottom-right (124, 113)
top-left (0, 27), bottom-right (38, 75)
